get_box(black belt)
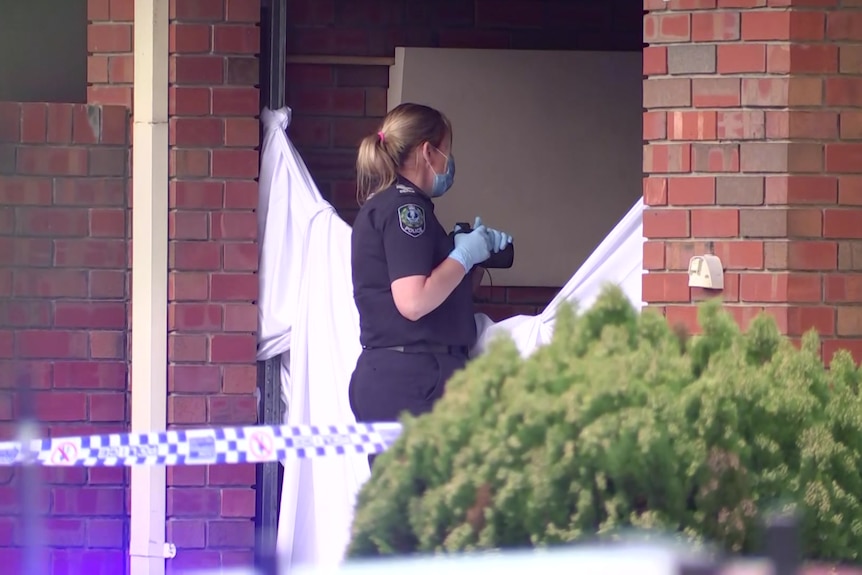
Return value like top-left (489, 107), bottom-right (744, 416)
top-left (363, 344), bottom-right (469, 356)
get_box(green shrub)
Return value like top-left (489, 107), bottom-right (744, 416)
top-left (347, 285), bottom-right (862, 562)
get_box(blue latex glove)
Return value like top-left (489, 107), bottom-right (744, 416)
top-left (473, 217), bottom-right (512, 253)
top-left (449, 224), bottom-right (491, 272)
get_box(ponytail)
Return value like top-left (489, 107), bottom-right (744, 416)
top-left (356, 133), bottom-right (398, 204)
top-left (355, 103), bottom-right (452, 205)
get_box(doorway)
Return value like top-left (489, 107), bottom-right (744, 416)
top-left (254, 0), bottom-right (646, 565)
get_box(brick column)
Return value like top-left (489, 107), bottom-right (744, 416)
top-left (88, 0), bottom-right (134, 108)
top-left (166, 0), bottom-right (260, 571)
top-left (643, 1), bottom-right (862, 362)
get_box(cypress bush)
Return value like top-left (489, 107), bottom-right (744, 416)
top-left (348, 285), bottom-right (862, 562)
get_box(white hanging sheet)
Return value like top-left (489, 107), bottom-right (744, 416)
top-left (257, 107), bottom-right (368, 570)
top-left (256, 107), bottom-right (646, 570)
top-left (472, 194), bottom-right (645, 357)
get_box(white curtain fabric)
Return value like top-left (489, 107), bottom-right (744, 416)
top-left (472, 194), bottom-right (645, 357)
top-left (257, 107), bottom-right (368, 570)
top-left (256, 107), bottom-right (645, 570)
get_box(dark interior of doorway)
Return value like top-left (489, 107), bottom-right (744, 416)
top-left (253, 0), bottom-right (647, 569)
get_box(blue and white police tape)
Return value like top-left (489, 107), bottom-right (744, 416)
top-left (0, 422), bottom-right (404, 467)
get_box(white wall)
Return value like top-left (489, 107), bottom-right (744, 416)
top-left (389, 47), bottom-right (642, 287)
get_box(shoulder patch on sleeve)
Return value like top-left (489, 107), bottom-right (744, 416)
top-left (397, 203), bottom-right (425, 237)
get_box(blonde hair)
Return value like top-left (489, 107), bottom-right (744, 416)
top-left (355, 103), bottom-right (452, 204)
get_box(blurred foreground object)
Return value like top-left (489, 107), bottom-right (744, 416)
top-left (186, 540), bottom-right (720, 575)
top-left (185, 480), bottom-right (809, 575)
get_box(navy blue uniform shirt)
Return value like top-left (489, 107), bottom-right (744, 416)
top-left (351, 176), bottom-right (478, 349)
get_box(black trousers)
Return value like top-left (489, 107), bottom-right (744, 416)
top-left (348, 348), bottom-right (467, 468)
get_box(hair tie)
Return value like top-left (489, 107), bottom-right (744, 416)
top-left (377, 131), bottom-right (385, 143)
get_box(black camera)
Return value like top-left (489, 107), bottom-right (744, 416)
top-left (451, 222), bottom-right (514, 269)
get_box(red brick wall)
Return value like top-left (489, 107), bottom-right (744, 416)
top-left (284, 0), bottom-right (642, 313)
top-left (0, 0), bottom-right (262, 572)
top-left (90, 0), bottom-right (263, 569)
top-left (87, 0), bottom-right (134, 109)
top-left (0, 101), bottom-right (130, 573)
top-left (166, 0), bottom-right (261, 572)
top-left (474, 285), bottom-right (559, 321)
top-left (642, 1), bottom-right (862, 362)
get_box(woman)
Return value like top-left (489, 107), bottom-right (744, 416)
top-left (348, 103), bottom-right (512, 463)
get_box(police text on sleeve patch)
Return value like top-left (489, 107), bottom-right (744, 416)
top-left (397, 204), bottom-right (425, 237)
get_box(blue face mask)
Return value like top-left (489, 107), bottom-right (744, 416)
top-left (429, 149), bottom-right (455, 198)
